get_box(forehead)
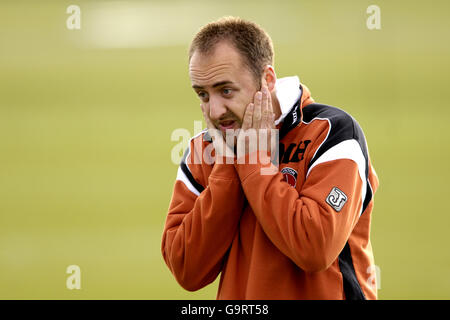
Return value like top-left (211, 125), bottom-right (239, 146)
top-left (189, 41), bottom-right (248, 87)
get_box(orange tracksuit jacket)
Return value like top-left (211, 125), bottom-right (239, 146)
top-left (162, 83), bottom-right (379, 300)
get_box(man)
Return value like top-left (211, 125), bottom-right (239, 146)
top-left (161, 17), bottom-right (379, 300)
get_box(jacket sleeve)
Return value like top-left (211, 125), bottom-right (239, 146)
top-left (234, 138), bottom-right (369, 272)
top-left (161, 138), bottom-right (245, 291)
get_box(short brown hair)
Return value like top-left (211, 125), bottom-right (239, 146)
top-left (188, 16), bottom-right (274, 82)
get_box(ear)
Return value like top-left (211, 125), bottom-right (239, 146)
top-left (262, 65), bottom-right (277, 92)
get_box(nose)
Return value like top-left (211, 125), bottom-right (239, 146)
top-left (208, 96), bottom-right (227, 121)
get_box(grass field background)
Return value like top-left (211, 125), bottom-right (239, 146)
top-left (0, 0), bottom-right (449, 299)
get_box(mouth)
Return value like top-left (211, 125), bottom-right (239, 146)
top-left (218, 120), bottom-right (237, 131)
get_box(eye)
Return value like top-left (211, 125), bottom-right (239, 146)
top-left (197, 91), bottom-right (209, 102)
top-left (222, 88), bottom-right (232, 96)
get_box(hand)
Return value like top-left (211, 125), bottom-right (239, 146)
top-left (237, 83), bottom-right (276, 158)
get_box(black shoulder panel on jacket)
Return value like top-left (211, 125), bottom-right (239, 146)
top-left (302, 103), bottom-right (373, 215)
top-left (302, 103), bottom-right (369, 176)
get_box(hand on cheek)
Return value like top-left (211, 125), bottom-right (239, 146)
top-left (237, 84), bottom-right (276, 157)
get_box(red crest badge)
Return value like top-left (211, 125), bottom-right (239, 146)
top-left (281, 167), bottom-right (298, 187)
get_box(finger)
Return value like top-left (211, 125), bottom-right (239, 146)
top-left (201, 106), bottom-right (217, 142)
top-left (261, 87), bottom-right (273, 128)
top-left (261, 76), bottom-right (268, 88)
top-left (201, 104), bottom-right (226, 156)
top-left (201, 103), bottom-right (215, 130)
top-left (268, 88), bottom-right (275, 128)
top-left (267, 86), bottom-right (273, 113)
top-left (241, 103), bottom-right (254, 131)
top-left (253, 91), bottom-right (262, 129)
top-left (200, 103), bottom-right (208, 120)
top-left (261, 86), bottom-right (268, 111)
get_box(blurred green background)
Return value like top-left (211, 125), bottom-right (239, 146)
top-left (0, 0), bottom-right (449, 299)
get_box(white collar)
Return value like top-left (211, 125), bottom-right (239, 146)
top-left (274, 76), bottom-right (301, 125)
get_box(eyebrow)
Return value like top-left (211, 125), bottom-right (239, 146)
top-left (192, 81), bottom-right (234, 89)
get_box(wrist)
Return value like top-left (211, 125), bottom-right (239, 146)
top-left (210, 158), bottom-right (239, 179)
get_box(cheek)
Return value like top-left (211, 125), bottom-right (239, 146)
top-left (234, 104), bottom-right (247, 122)
top-left (231, 94), bottom-right (254, 121)
top-left (237, 95), bottom-right (255, 120)
top-left (225, 104), bottom-right (244, 123)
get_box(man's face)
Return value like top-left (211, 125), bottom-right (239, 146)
top-left (189, 41), bottom-right (260, 135)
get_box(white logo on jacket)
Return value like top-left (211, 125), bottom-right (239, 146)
top-left (326, 187), bottom-right (348, 212)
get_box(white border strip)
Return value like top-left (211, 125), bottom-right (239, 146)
top-left (176, 166), bottom-right (200, 197)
